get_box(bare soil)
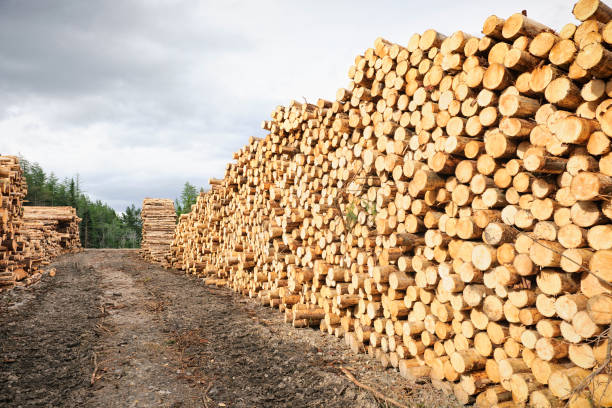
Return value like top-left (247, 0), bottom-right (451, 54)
top-left (0, 249), bottom-right (459, 408)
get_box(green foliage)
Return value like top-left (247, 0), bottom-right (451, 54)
top-left (361, 199), bottom-right (377, 216)
top-left (20, 157), bottom-right (142, 248)
top-left (345, 202), bottom-right (358, 230)
top-left (344, 198), bottom-right (377, 231)
top-left (175, 181), bottom-right (203, 217)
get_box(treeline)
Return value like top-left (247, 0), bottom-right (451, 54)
top-left (21, 158), bottom-right (206, 247)
top-left (20, 159), bottom-right (142, 248)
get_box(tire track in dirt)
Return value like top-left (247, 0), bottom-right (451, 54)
top-left (87, 250), bottom-right (207, 408)
top-left (1, 250), bottom-right (458, 408)
top-left (0, 253), bottom-right (101, 407)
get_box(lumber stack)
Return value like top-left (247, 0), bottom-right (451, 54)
top-left (140, 198), bottom-right (176, 266)
top-left (168, 1), bottom-right (612, 406)
top-left (21, 206), bottom-right (82, 271)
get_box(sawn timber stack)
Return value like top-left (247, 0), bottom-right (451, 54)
top-left (21, 206), bottom-right (82, 269)
top-left (167, 1), bottom-right (612, 406)
top-left (140, 198), bottom-right (176, 267)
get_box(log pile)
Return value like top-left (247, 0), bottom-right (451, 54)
top-left (21, 206), bottom-right (82, 271)
top-left (0, 156), bottom-right (82, 290)
top-left (169, 1), bottom-right (612, 406)
top-left (140, 198), bottom-right (176, 266)
top-left (0, 156), bottom-right (28, 289)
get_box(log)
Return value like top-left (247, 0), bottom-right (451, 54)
top-left (573, 0), bottom-right (612, 23)
top-left (571, 172), bottom-right (612, 200)
top-left (576, 43), bottom-right (612, 78)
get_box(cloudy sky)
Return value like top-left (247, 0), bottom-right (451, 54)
top-left (1, 0), bottom-right (574, 211)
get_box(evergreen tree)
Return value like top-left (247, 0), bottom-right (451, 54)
top-left (47, 173), bottom-right (58, 205)
top-left (121, 205), bottom-right (142, 248)
top-left (176, 181), bottom-right (200, 216)
top-left (68, 178), bottom-right (77, 207)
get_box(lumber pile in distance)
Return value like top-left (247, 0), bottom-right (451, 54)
top-left (140, 198), bottom-right (176, 267)
top-left (167, 0), bottom-right (612, 406)
top-left (22, 206), bottom-right (82, 269)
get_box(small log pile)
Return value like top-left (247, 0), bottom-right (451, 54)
top-left (21, 206), bottom-right (82, 271)
top-left (168, 1), bottom-right (612, 406)
top-left (0, 156), bottom-right (82, 290)
top-left (140, 198), bottom-right (176, 266)
top-left (0, 156), bottom-right (28, 289)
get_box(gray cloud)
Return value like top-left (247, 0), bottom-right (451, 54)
top-left (0, 0), bottom-right (576, 211)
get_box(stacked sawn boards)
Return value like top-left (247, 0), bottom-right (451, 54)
top-left (140, 198), bottom-right (176, 266)
top-left (21, 206), bottom-right (82, 269)
top-left (168, 1), bottom-right (612, 406)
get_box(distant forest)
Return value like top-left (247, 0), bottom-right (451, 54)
top-left (20, 159), bottom-right (203, 248)
top-left (21, 159), bottom-right (142, 248)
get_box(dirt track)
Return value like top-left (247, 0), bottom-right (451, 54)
top-left (0, 249), bottom-right (458, 408)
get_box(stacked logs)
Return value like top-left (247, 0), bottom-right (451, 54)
top-left (0, 156), bottom-right (28, 289)
top-left (0, 156), bottom-right (82, 290)
top-left (168, 1), bottom-right (612, 406)
top-left (140, 198), bottom-right (176, 266)
top-left (21, 206), bottom-right (82, 271)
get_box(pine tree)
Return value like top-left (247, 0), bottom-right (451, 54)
top-left (176, 182), bottom-right (199, 216)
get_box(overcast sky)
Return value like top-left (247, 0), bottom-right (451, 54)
top-left (1, 0), bottom-right (574, 212)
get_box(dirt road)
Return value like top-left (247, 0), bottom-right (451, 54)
top-left (0, 249), bottom-right (457, 408)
